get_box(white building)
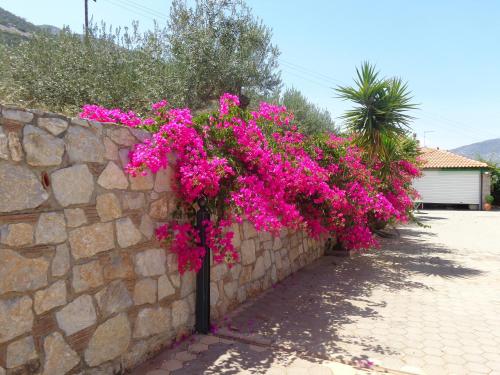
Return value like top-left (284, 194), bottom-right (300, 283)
top-left (413, 147), bottom-right (491, 209)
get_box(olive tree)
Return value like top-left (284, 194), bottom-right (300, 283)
top-left (167, 0), bottom-right (281, 109)
top-left (281, 88), bottom-right (337, 134)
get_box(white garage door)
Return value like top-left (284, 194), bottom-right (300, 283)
top-left (412, 170), bottom-right (480, 205)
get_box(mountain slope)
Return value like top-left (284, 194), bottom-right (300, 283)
top-left (0, 6), bottom-right (60, 45)
top-left (452, 138), bottom-right (500, 164)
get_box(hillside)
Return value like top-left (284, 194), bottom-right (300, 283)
top-left (452, 138), bottom-right (500, 164)
top-left (0, 6), bottom-right (59, 45)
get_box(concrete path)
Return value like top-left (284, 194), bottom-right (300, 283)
top-left (134, 210), bottom-right (500, 374)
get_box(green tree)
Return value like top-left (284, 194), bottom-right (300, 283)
top-left (336, 62), bottom-right (417, 158)
top-left (167, 0), bottom-right (281, 109)
top-left (0, 23), bottom-right (176, 113)
top-left (479, 159), bottom-right (500, 204)
top-left (281, 88), bottom-right (337, 134)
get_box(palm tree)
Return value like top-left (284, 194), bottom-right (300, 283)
top-left (336, 62), bottom-right (417, 159)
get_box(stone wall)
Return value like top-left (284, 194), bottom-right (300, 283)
top-left (0, 105), bottom-right (324, 375)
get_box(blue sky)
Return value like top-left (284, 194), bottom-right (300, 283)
top-left (1, 0), bottom-right (499, 149)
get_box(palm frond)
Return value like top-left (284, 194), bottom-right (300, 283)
top-left (335, 62), bottom-right (418, 159)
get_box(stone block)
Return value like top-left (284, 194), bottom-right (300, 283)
top-left (121, 192), bottom-right (145, 210)
top-left (0, 223), bottom-right (33, 247)
top-left (210, 282), bottom-right (219, 306)
top-left (96, 280), bottom-right (133, 317)
top-left (230, 263), bottom-right (241, 280)
top-left (116, 217), bottom-right (142, 248)
top-left (134, 248), bottom-right (166, 276)
top-left (103, 137), bottom-right (119, 160)
top-left (0, 248), bottom-right (48, 293)
top-left (23, 125), bottom-right (65, 166)
top-left (8, 132), bottom-right (23, 161)
top-left (64, 208), bottom-right (87, 228)
top-left (69, 222), bottom-right (114, 260)
top-left (56, 295), bottom-right (97, 336)
top-left (71, 117), bottom-right (89, 127)
top-left (263, 249), bottom-right (272, 270)
top-left (72, 260), bottom-right (104, 292)
top-left (253, 256), bottom-right (266, 280)
top-left (139, 214), bottom-right (154, 239)
top-left (0, 296), bottom-right (33, 344)
top-left (241, 239), bottom-right (256, 265)
top-left (0, 163), bottom-right (48, 213)
top-left (180, 271), bottom-right (195, 298)
top-left (223, 280), bottom-right (238, 300)
top-left (130, 171), bottom-right (154, 190)
top-left (149, 196), bottom-right (170, 220)
top-left (42, 332), bottom-right (80, 375)
top-left (157, 274), bottom-right (175, 300)
top-left (85, 313), bottom-right (131, 366)
top-left (38, 117), bottom-right (68, 135)
top-left (0, 128), bottom-right (8, 160)
top-left (102, 251), bottom-right (134, 280)
top-left (154, 166), bottom-right (173, 192)
top-left (169, 271), bottom-right (180, 288)
top-left (108, 127), bottom-right (136, 146)
top-left (35, 212), bottom-right (67, 244)
top-left (130, 128), bottom-right (151, 142)
top-left (34, 280), bottom-right (67, 314)
top-left (273, 237), bottom-right (282, 251)
top-left (96, 193), bottom-right (122, 222)
top-left (3, 109), bottom-right (33, 123)
top-left (171, 300), bottom-right (189, 329)
top-left (211, 263), bottom-right (227, 282)
top-left (52, 243), bottom-right (70, 277)
top-left (65, 126), bottom-right (104, 163)
top-left (6, 336), bottom-right (37, 368)
top-left (118, 148), bottom-right (130, 168)
top-left (237, 288), bottom-right (247, 303)
top-left (243, 221), bottom-right (257, 239)
top-left (231, 223), bottom-right (242, 248)
top-left (239, 265), bottom-right (253, 285)
top-left (97, 161), bottom-right (129, 189)
top-left (133, 307), bottom-right (170, 338)
top-left (52, 164), bottom-right (94, 207)
top-left (134, 278), bottom-right (157, 305)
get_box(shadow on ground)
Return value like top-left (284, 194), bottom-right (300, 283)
top-left (177, 223), bottom-right (484, 374)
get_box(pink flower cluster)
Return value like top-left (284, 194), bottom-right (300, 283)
top-left (156, 222), bottom-right (205, 274)
top-left (81, 94), bottom-right (420, 273)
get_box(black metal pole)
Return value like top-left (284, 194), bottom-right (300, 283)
top-left (195, 196), bottom-right (210, 334)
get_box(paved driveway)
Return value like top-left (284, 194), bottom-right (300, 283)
top-left (228, 210), bottom-right (500, 374)
top-left (136, 210), bottom-right (500, 374)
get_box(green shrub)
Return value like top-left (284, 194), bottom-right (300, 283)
top-left (0, 23), bottom-right (178, 114)
top-left (485, 194), bottom-right (494, 204)
top-left (0, 0), bottom-right (281, 115)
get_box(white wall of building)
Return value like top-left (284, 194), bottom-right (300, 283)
top-left (413, 169), bottom-right (482, 205)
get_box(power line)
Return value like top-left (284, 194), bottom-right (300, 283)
top-left (120, 0), bottom-right (168, 20)
top-left (280, 67), bottom-right (333, 89)
top-left (280, 59), bottom-right (347, 86)
top-left (122, 0), bottom-right (167, 17)
top-left (418, 111), bottom-right (498, 140)
top-left (102, 0), bottom-right (162, 23)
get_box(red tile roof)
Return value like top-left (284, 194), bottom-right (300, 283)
top-left (420, 147), bottom-right (488, 169)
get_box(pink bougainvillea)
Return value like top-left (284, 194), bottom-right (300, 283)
top-left (81, 94), bottom-right (420, 274)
